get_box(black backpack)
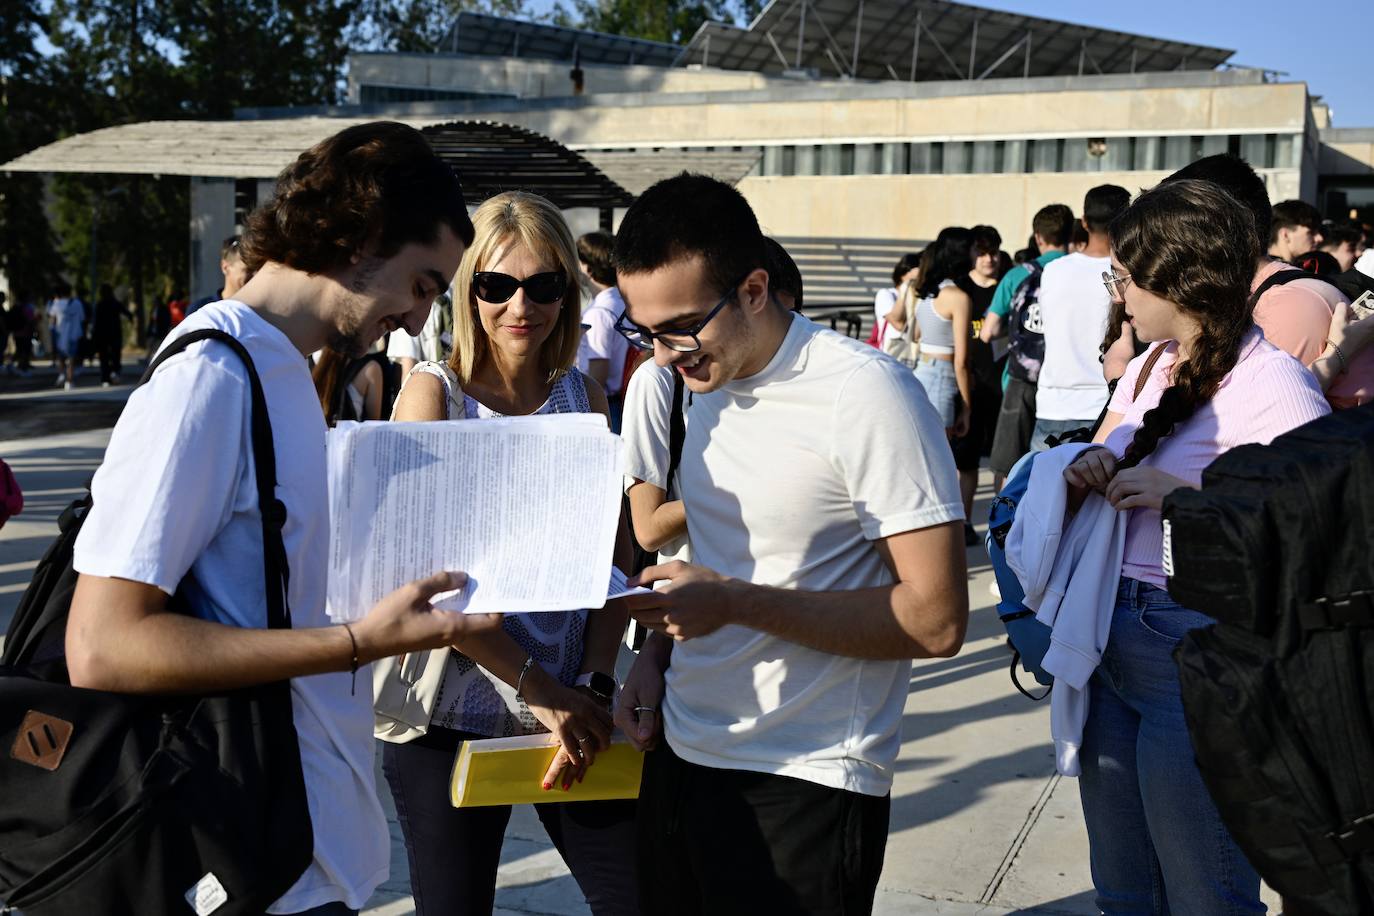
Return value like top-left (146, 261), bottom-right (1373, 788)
top-left (1006, 260), bottom-right (1046, 383)
top-left (0, 329), bottom-right (313, 915)
top-left (627, 370), bottom-right (687, 576)
top-left (1162, 403), bottom-right (1374, 915)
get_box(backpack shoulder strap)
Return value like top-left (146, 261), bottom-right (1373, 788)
top-left (1248, 266), bottom-right (1321, 309)
top-left (665, 372), bottom-right (687, 496)
top-left (142, 329), bottom-right (291, 629)
top-left (1133, 344), bottom-right (1168, 402)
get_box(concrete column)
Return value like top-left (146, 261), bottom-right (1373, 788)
top-left (189, 178), bottom-right (236, 303)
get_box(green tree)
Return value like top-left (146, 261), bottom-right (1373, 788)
top-left (348, 0), bottom-right (538, 54)
top-left (563, 0), bottom-right (733, 45)
top-left (0, 0), bottom-right (64, 304)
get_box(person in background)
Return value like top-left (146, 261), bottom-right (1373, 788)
top-left (1164, 155), bottom-right (1372, 410)
top-left (1267, 199), bottom-right (1324, 265)
top-left (5, 291), bottom-right (34, 375)
top-left (951, 224), bottom-right (1004, 541)
top-left (1068, 222), bottom-right (1090, 254)
top-left (1063, 178), bottom-right (1329, 914)
top-left (188, 236), bottom-right (248, 315)
top-left (763, 236), bottom-right (804, 312)
top-left (311, 347), bottom-right (388, 425)
top-left (1031, 184), bottom-right (1132, 449)
top-left (92, 283), bottom-right (132, 386)
top-left (576, 230), bottom-right (631, 432)
top-left (874, 252), bottom-right (922, 347)
top-left (1319, 222), bottom-right (1364, 273)
top-left (47, 281), bottom-right (84, 390)
top-left (166, 290), bottom-right (189, 328)
top-left (383, 191), bottom-right (639, 916)
top-left (911, 230), bottom-right (974, 459)
top-left (982, 204), bottom-right (1076, 490)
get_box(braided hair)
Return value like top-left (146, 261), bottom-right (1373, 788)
top-left (1110, 179), bottom-right (1259, 470)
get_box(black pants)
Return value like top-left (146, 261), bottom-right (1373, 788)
top-left (97, 336), bottom-right (121, 380)
top-left (637, 743), bottom-right (890, 916)
top-left (381, 726), bottom-right (639, 916)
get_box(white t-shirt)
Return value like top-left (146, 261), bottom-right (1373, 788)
top-left (665, 314), bottom-right (963, 796)
top-left (48, 297), bottom-right (85, 349)
top-left (1355, 247), bottom-right (1374, 280)
top-left (385, 300), bottom-right (444, 363)
top-left (73, 300), bottom-right (389, 913)
top-left (873, 287), bottom-right (904, 345)
top-left (621, 358), bottom-right (691, 566)
top-left (576, 287), bottom-right (630, 396)
top-left (1035, 252), bottom-right (1113, 421)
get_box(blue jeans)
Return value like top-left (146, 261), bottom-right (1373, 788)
top-left (1079, 578), bottom-right (1263, 915)
top-left (1031, 417), bottom-right (1094, 452)
top-left (914, 356), bottom-right (958, 428)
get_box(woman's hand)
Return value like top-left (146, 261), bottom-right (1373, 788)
top-left (1328, 301), bottom-right (1374, 363)
top-left (521, 667), bottom-right (613, 791)
top-left (1103, 321), bottom-right (1136, 384)
top-left (1104, 466), bottom-right (1195, 512)
top-left (950, 402), bottom-right (971, 439)
top-left (1063, 447), bottom-right (1117, 514)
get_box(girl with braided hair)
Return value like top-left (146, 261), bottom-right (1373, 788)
top-left (1061, 179), bottom-right (1330, 912)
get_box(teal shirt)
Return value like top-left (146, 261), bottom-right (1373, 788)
top-left (990, 249), bottom-right (1066, 389)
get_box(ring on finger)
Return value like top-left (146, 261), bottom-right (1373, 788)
top-left (633, 706), bottom-right (657, 715)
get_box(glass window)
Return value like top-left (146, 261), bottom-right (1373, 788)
top-left (1028, 139), bottom-right (1061, 173)
top-left (1241, 134), bottom-right (1275, 169)
top-left (853, 143), bottom-right (878, 176)
top-left (1163, 135), bottom-right (1193, 170)
top-left (1002, 140), bottom-right (1026, 174)
top-left (943, 141), bottom-right (972, 174)
top-left (1100, 137), bottom-right (1134, 171)
top-left (762, 146), bottom-right (783, 176)
top-left (820, 144), bottom-right (844, 176)
top-left (1135, 136), bottom-right (1164, 171)
top-left (909, 142), bottom-right (942, 174)
top-left (972, 140), bottom-right (1002, 174)
top-left (781, 145), bottom-right (797, 176)
top-left (795, 144), bottom-right (819, 176)
top-left (1062, 138), bottom-right (1091, 173)
top-left (881, 142), bottom-right (908, 174)
top-left (1276, 134), bottom-right (1300, 169)
top-left (1200, 134), bottom-right (1228, 158)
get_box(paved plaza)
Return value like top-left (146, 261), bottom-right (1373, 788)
top-left (0, 373), bottom-right (1280, 915)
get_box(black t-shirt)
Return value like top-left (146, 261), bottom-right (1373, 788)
top-left (956, 274), bottom-right (1000, 389)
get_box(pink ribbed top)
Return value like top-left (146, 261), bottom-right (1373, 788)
top-left (1104, 326), bottom-right (1331, 587)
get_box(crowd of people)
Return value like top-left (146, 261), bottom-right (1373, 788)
top-left (9, 118), bottom-right (1374, 916)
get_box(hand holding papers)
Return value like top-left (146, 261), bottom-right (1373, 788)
top-left (326, 414), bottom-right (624, 623)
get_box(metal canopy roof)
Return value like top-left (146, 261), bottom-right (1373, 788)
top-left (677, 0), bottom-right (1233, 83)
top-left (1, 118), bottom-right (636, 210)
top-left (440, 12), bottom-right (682, 67)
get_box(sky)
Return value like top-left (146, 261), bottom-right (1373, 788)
top-left (961, 0), bottom-right (1374, 127)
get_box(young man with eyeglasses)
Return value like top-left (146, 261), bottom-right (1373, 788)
top-left (609, 174), bottom-right (969, 916)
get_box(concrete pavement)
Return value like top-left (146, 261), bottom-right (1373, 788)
top-left (0, 400), bottom-right (1279, 915)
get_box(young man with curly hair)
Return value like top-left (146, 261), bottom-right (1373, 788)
top-left (68, 121), bottom-right (500, 916)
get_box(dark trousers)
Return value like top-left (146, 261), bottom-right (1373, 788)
top-left (637, 742), bottom-right (890, 916)
top-left (381, 726), bottom-right (639, 916)
top-left (97, 336), bottom-right (122, 380)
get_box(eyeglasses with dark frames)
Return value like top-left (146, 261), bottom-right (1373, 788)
top-left (473, 270), bottom-right (567, 306)
top-left (614, 274), bottom-right (749, 354)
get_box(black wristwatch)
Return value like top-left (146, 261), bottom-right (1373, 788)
top-left (575, 672), bottom-right (617, 704)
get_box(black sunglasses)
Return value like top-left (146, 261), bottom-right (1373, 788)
top-left (473, 271), bottom-right (567, 306)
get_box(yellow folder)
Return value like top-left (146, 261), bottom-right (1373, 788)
top-left (449, 733), bottom-right (644, 808)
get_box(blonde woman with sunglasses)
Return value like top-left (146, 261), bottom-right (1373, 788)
top-left (379, 191), bottom-right (639, 916)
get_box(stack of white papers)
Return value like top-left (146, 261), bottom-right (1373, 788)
top-left (325, 414), bottom-right (625, 622)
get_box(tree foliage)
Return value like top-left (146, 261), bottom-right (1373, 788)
top-left (562, 0), bottom-right (734, 46)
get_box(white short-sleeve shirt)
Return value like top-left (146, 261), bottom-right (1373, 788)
top-left (73, 300), bottom-right (389, 913)
top-left (664, 314), bottom-right (963, 796)
top-left (576, 287), bottom-right (631, 396)
top-left (621, 358), bottom-right (691, 566)
top-left (1034, 252), bottom-right (1113, 421)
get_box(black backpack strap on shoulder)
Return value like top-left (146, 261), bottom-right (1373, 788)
top-left (664, 371), bottom-right (687, 497)
top-left (1247, 266), bottom-right (1321, 310)
top-left (142, 330), bottom-right (292, 629)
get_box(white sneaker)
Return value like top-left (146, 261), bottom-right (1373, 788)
top-left (54, 375), bottom-right (65, 388)
top-left (101, 380), bottom-right (112, 388)
top-left (63, 381), bottom-right (74, 391)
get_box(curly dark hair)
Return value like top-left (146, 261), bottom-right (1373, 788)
top-left (1111, 179), bottom-right (1259, 470)
top-left (239, 121), bottom-right (474, 276)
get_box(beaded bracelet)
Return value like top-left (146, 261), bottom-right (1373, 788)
top-left (1326, 338), bottom-right (1349, 375)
